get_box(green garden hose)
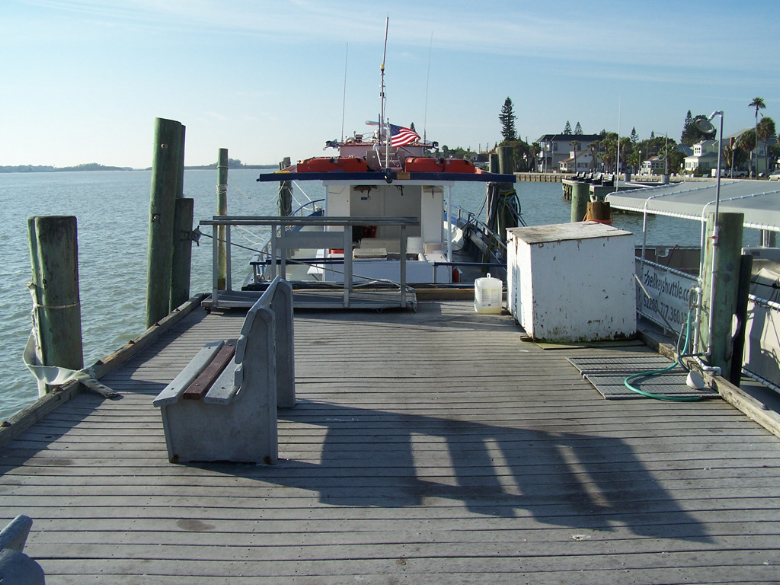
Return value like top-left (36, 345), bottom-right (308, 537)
top-left (623, 308), bottom-right (702, 402)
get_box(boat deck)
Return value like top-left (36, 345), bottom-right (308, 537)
top-left (2, 300), bottom-right (780, 584)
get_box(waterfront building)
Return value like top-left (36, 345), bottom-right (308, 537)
top-left (536, 133), bottom-right (601, 172)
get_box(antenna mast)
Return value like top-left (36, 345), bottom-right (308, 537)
top-left (341, 43), bottom-right (348, 143)
top-left (423, 32), bottom-right (433, 146)
top-left (380, 17), bottom-right (389, 166)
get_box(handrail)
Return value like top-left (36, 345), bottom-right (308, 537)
top-left (200, 215), bottom-right (419, 310)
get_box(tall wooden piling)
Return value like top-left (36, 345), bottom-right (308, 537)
top-left (170, 125), bottom-right (193, 311)
top-left (498, 146), bottom-right (514, 176)
top-left (170, 197), bottom-right (194, 311)
top-left (146, 117), bottom-right (184, 327)
top-left (729, 254), bottom-right (753, 386)
top-left (698, 212), bottom-right (744, 375)
top-left (217, 149), bottom-right (228, 291)
top-left (278, 157), bottom-right (292, 217)
top-left (570, 182), bottom-right (589, 222)
top-left (488, 153), bottom-right (500, 174)
top-left (27, 215), bottom-right (83, 396)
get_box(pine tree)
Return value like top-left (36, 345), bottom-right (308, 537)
top-left (563, 121), bottom-right (572, 135)
top-left (681, 111), bottom-right (693, 143)
top-left (574, 122), bottom-right (582, 135)
top-left (630, 127), bottom-right (638, 144)
top-left (498, 97), bottom-right (517, 141)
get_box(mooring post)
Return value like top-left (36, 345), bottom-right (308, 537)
top-left (729, 254), bottom-right (753, 386)
top-left (170, 125), bottom-right (193, 311)
top-left (146, 117), bottom-right (184, 327)
top-left (217, 149), bottom-right (228, 290)
top-left (27, 215), bottom-right (83, 396)
top-left (170, 197), bottom-right (194, 311)
top-left (498, 146), bottom-right (514, 176)
top-left (495, 146), bottom-right (516, 241)
top-left (699, 212), bottom-right (744, 375)
top-left (488, 153), bottom-right (500, 174)
top-left (570, 182), bottom-right (589, 222)
top-left (278, 157), bottom-right (293, 217)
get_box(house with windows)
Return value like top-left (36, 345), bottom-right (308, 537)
top-left (536, 134), bottom-right (601, 172)
top-left (727, 129), bottom-right (778, 175)
top-left (684, 139), bottom-right (719, 174)
top-left (559, 150), bottom-right (595, 173)
top-left (640, 156), bottom-right (667, 175)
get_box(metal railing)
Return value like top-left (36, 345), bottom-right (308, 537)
top-left (200, 215), bottom-right (419, 310)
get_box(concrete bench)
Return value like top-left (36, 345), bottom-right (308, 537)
top-left (0, 515), bottom-right (45, 585)
top-left (153, 277), bottom-right (294, 464)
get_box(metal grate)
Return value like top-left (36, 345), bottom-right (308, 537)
top-left (567, 356), bottom-right (718, 400)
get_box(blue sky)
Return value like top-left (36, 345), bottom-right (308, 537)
top-left (2, 0), bottom-right (778, 168)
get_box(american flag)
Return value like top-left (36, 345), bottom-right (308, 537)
top-left (390, 124), bottom-right (420, 148)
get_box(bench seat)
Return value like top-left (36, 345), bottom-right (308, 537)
top-left (153, 278), bottom-right (294, 464)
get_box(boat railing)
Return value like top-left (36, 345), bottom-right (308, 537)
top-left (449, 204), bottom-right (508, 256)
top-left (430, 261), bottom-right (507, 285)
top-left (200, 215), bottom-right (419, 310)
top-left (290, 199), bottom-right (324, 217)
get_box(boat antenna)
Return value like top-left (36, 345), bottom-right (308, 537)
top-left (341, 42), bottom-right (349, 143)
top-left (615, 95), bottom-right (621, 193)
top-left (423, 32), bottom-right (433, 146)
top-left (380, 16), bottom-right (389, 166)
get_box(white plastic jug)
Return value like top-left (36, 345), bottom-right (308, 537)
top-left (474, 273), bottom-right (502, 313)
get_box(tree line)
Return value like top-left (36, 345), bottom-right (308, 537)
top-left (490, 96), bottom-right (778, 175)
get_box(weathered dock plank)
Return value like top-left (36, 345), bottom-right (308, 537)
top-left (1, 300), bottom-right (779, 584)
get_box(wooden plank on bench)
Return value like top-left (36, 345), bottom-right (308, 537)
top-left (152, 341), bottom-right (225, 407)
top-left (181, 340), bottom-right (237, 401)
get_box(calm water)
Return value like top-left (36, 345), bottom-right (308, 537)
top-left (0, 171), bottom-right (757, 421)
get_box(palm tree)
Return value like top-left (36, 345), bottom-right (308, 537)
top-left (757, 117), bottom-right (776, 177)
top-left (749, 97), bottom-right (766, 177)
top-left (588, 141), bottom-right (600, 171)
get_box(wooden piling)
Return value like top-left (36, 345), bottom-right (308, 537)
top-left (170, 125), bottom-right (193, 311)
top-left (278, 157), bottom-right (292, 216)
top-left (27, 215), bottom-right (83, 396)
top-left (498, 146), bottom-right (514, 175)
top-left (570, 182), bottom-right (589, 222)
top-left (170, 197), bottom-right (194, 311)
top-left (146, 117), bottom-right (184, 327)
top-left (488, 153), bottom-right (500, 174)
top-left (585, 201), bottom-right (612, 224)
top-left (699, 212), bottom-right (744, 375)
top-left (217, 149), bottom-right (228, 290)
top-left (729, 254), bottom-right (753, 386)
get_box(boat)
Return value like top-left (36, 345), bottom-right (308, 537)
top-left (249, 126), bottom-right (521, 291)
top-left (243, 22), bottom-right (522, 294)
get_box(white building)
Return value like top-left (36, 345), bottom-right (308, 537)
top-left (559, 150), bottom-right (595, 173)
top-left (640, 156), bottom-right (667, 175)
top-left (684, 139), bottom-right (719, 174)
top-left (536, 134), bottom-right (601, 172)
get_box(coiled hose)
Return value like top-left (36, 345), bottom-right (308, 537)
top-left (623, 308), bottom-right (702, 402)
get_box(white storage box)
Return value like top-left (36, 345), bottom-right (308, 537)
top-left (507, 222), bottom-right (636, 343)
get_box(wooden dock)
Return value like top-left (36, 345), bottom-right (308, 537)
top-left (2, 300), bottom-right (780, 584)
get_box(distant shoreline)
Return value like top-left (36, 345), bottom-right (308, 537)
top-left (0, 163), bottom-right (277, 174)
